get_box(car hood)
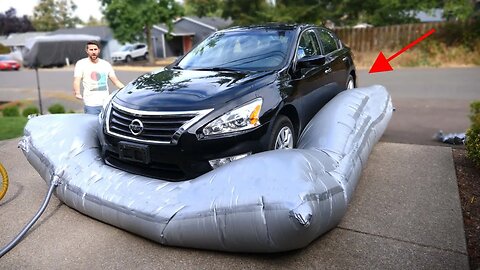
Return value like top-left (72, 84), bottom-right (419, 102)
top-left (114, 69), bottom-right (275, 111)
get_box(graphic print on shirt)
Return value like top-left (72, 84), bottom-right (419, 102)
top-left (90, 71), bottom-right (108, 91)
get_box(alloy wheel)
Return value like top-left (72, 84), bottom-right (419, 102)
top-left (274, 126), bottom-right (294, 149)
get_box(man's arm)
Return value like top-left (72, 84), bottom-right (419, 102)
top-left (73, 76), bottom-right (83, 100)
top-left (109, 74), bottom-right (125, 89)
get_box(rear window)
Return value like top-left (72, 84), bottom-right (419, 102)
top-left (316, 29), bottom-right (339, 55)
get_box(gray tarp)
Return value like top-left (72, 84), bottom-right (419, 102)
top-left (23, 34), bottom-right (100, 68)
top-left (19, 85), bottom-right (393, 253)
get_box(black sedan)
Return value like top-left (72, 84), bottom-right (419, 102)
top-left (98, 24), bottom-right (356, 181)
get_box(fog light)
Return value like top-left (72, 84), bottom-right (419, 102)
top-left (209, 152), bottom-right (251, 169)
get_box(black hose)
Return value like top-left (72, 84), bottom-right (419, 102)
top-left (0, 176), bottom-right (59, 258)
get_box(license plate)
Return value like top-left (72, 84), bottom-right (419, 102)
top-left (118, 141), bottom-right (150, 164)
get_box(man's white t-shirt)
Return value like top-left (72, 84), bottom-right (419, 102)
top-left (74, 58), bottom-right (116, 107)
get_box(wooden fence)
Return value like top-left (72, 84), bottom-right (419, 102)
top-left (333, 22), bottom-right (446, 52)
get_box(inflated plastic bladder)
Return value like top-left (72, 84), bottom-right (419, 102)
top-left (19, 85), bottom-right (393, 253)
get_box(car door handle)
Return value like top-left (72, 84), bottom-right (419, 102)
top-left (342, 57), bottom-right (348, 62)
top-left (324, 67), bottom-right (332, 74)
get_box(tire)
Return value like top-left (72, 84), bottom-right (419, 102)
top-left (346, 74), bottom-right (355, 90)
top-left (125, 55), bottom-right (132, 63)
top-left (268, 115), bottom-right (295, 150)
top-left (144, 52), bottom-right (148, 60)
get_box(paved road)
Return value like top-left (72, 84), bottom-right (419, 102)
top-left (1, 67), bottom-right (478, 146)
top-left (358, 67), bottom-right (479, 146)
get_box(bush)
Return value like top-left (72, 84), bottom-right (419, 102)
top-left (22, 106), bottom-right (40, 117)
top-left (0, 44), bottom-right (9, 54)
top-left (2, 105), bottom-right (20, 117)
top-left (434, 19), bottom-right (480, 50)
top-left (466, 100), bottom-right (480, 168)
top-left (48, 103), bottom-right (66, 114)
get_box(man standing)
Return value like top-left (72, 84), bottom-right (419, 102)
top-left (73, 40), bottom-right (125, 115)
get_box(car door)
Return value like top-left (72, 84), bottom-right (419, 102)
top-left (315, 28), bottom-right (349, 90)
top-left (291, 29), bottom-right (338, 127)
top-left (133, 44), bottom-right (142, 58)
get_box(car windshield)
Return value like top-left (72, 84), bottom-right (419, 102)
top-left (0, 55), bottom-right (12, 61)
top-left (177, 29), bottom-right (294, 71)
top-left (119, 45), bottom-right (133, 52)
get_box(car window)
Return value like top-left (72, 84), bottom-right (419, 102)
top-left (317, 29), bottom-right (338, 55)
top-left (297, 30), bottom-right (321, 59)
top-left (120, 45), bottom-right (133, 52)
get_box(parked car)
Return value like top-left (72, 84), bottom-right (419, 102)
top-left (111, 43), bottom-right (148, 63)
top-left (98, 24), bottom-right (356, 181)
top-left (0, 55), bottom-right (21, 71)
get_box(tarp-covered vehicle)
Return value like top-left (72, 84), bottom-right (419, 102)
top-left (23, 34), bottom-right (101, 68)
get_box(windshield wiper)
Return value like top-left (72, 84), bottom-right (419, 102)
top-left (170, 65), bottom-right (183, 70)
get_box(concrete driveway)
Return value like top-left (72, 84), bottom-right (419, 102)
top-left (0, 139), bottom-right (468, 268)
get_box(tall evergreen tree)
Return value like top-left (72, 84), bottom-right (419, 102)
top-left (0, 8), bottom-right (35, 35)
top-left (184, 0), bottom-right (222, 17)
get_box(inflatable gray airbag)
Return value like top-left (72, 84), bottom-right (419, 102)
top-left (19, 85), bottom-right (393, 253)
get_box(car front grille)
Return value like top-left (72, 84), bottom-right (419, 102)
top-left (106, 102), bottom-right (212, 145)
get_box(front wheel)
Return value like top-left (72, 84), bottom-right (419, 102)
top-left (125, 55), bottom-right (132, 63)
top-left (346, 74), bottom-right (355, 90)
top-left (268, 115), bottom-right (295, 150)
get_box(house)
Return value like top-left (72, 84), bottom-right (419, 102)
top-left (152, 16), bottom-right (232, 58)
top-left (0, 32), bottom-right (50, 62)
top-left (49, 26), bottom-right (122, 62)
top-left (415, 9), bottom-right (444, 22)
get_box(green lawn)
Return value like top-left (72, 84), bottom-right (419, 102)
top-left (0, 117), bottom-right (28, 140)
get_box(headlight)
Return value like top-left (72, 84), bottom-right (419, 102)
top-left (203, 98), bottom-right (262, 136)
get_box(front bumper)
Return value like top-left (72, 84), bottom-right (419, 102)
top-left (99, 124), bottom-right (271, 181)
top-left (111, 56), bottom-right (125, 62)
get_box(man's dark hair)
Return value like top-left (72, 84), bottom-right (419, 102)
top-left (86, 40), bottom-right (100, 49)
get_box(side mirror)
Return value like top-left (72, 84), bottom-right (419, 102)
top-left (297, 55), bottom-right (326, 69)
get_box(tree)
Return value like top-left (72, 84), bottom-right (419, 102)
top-left (221, 0), bottom-right (271, 25)
top-left (184, 0), bottom-right (222, 17)
top-left (267, 0), bottom-right (339, 25)
top-left (0, 8), bottom-right (35, 35)
top-left (441, 0), bottom-right (475, 21)
top-left (219, 0), bottom-right (476, 27)
top-left (84, 16), bottom-right (107, 27)
top-left (102, 0), bottom-right (183, 64)
top-left (32, 0), bottom-right (82, 31)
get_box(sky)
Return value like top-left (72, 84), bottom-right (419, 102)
top-left (0, 0), bottom-right (103, 22)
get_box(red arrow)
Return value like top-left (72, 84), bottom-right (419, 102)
top-left (369, 28), bottom-right (436, 73)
